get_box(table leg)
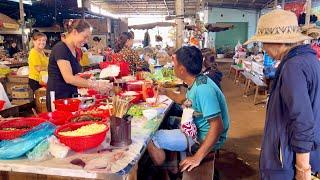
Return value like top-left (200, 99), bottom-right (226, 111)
top-left (234, 71), bottom-right (238, 83)
top-left (243, 79), bottom-right (249, 96)
top-left (254, 86), bottom-right (259, 105)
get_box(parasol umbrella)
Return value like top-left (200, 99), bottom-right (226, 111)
top-left (129, 22), bottom-right (176, 30)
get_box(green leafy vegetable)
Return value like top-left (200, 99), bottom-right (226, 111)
top-left (127, 105), bottom-right (145, 117)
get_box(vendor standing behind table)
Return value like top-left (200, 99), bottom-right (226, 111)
top-left (7, 42), bottom-right (19, 58)
top-left (90, 36), bottom-right (104, 55)
top-left (46, 19), bottom-right (111, 111)
top-left (114, 32), bottom-right (149, 73)
top-left (28, 32), bottom-right (49, 92)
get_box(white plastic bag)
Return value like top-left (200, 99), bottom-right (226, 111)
top-left (48, 136), bottom-right (70, 159)
top-left (99, 65), bottom-right (120, 78)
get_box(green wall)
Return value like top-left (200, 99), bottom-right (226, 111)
top-left (215, 22), bottom-right (248, 49)
top-left (205, 8), bottom-right (258, 48)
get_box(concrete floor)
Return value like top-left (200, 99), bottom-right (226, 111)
top-left (215, 63), bottom-right (266, 180)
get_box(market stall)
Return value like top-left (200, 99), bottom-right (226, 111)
top-left (0, 95), bottom-right (173, 179)
top-left (0, 60), bottom-right (181, 179)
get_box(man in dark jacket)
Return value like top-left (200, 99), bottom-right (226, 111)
top-left (245, 9), bottom-right (320, 180)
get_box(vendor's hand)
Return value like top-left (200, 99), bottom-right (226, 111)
top-left (179, 155), bottom-right (202, 172)
top-left (295, 166), bottom-right (312, 180)
top-left (98, 81), bottom-right (113, 95)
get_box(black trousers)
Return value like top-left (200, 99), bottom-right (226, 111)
top-left (28, 78), bottom-right (41, 92)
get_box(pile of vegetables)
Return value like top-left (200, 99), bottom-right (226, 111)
top-left (127, 105), bottom-right (145, 117)
top-left (149, 68), bottom-right (176, 83)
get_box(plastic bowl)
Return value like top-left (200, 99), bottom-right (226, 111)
top-left (142, 109), bottom-right (158, 120)
top-left (120, 91), bottom-right (142, 104)
top-left (39, 111), bottom-right (73, 126)
top-left (0, 117), bottom-right (46, 140)
top-left (81, 104), bottom-right (112, 118)
top-left (54, 98), bottom-right (81, 112)
top-left (146, 98), bottom-right (156, 105)
top-left (55, 121), bottom-right (109, 152)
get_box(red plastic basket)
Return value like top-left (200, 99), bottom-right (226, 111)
top-left (39, 111), bottom-right (73, 126)
top-left (0, 100), bottom-right (5, 110)
top-left (55, 121), bottom-right (109, 152)
top-left (0, 117), bottom-right (46, 140)
top-left (54, 98), bottom-right (81, 112)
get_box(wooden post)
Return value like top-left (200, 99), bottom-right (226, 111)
top-left (281, 0), bottom-right (285, 9)
top-left (274, 0), bottom-right (278, 9)
top-left (175, 0), bottom-right (184, 48)
top-left (305, 0), bottom-right (312, 25)
top-left (19, 0), bottom-right (26, 51)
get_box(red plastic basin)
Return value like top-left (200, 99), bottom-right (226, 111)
top-left (0, 117), bottom-right (46, 140)
top-left (55, 121), bottom-right (109, 152)
top-left (39, 111), bottom-right (73, 126)
top-left (54, 98), bottom-right (81, 112)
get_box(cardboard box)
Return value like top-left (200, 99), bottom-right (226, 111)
top-left (11, 89), bottom-right (33, 99)
top-left (6, 83), bottom-right (30, 95)
top-left (11, 99), bottom-right (32, 106)
top-left (7, 74), bottom-right (29, 83)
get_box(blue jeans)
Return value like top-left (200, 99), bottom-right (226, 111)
top-left (151, 129), bottom-right (195, 151)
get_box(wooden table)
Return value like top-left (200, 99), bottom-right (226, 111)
top-left (228, 65), bottom-right (244, 84)
top-left (0, 96), bottom-right (173, 180)
top-left (241, 71), bottom-right (268, 105)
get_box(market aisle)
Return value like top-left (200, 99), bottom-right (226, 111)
top-left (215, 63), bottom-right (266, 180)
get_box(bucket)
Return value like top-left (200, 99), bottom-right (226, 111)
top-left (110, 116), bottom-right (132, 147)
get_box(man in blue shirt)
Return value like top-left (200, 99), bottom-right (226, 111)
top-left (147, 46), bottom-right (230, 175)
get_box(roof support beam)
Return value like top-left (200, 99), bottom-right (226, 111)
top-left (163, 0), bottom-right (170, 15)
top-left (125, 0), bottom-right (140, 15)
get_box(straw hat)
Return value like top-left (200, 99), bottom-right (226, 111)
top-left (244, 9), bottom-right (312, 45)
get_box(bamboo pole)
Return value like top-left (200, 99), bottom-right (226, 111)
top-left (281, 0), bottom-right (285, 9)
top-left (274, 0), bottom-right (278, 9)
top-left (19, 0), bottom-right (26, 51)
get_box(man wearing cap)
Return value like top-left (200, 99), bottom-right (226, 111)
top-left (245, 9), bottom-right (320, 180)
